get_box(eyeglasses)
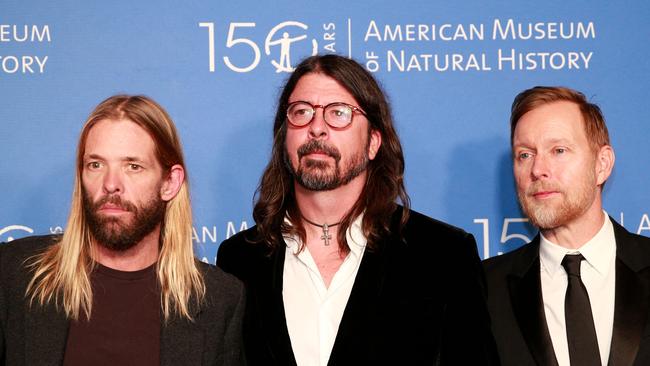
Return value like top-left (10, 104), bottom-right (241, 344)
top-left (286, 101), bottom-right (366, 128)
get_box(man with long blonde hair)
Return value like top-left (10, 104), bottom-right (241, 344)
top-left (0, 95), bottom-right (244, 365)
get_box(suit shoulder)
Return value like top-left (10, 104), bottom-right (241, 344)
top-left (217, 226), bottom-right (270, 279)
top-left (622, 229), bottom-right (650, 248)
top-left (0, 234), bottom-right (60, 270)
top-left (218, 225), bottom-right (260, 250)
top-left (218, 226), bottom-right (269, 259)
top-left (400, 208), bottom-right (477, 259)
top-left (483, 242), bottom-right (534, 276)
top-left (197, 260), bottom-right (244, 298)
top-left (404, 208), bottom-right (472, 239)
top-left (613, 221), bottom-right (650, 271)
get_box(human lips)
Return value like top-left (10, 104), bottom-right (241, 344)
top-left (303, 150), bottom-right (331, 158)
top-left (98, 202), bottom-right (129, 214)
top-left (297, 140), bottom-right (341, 161)
top-left (95, 196), bottom-right (135, 215)
top-left (531, 190), bottom-right (559, 199)
top-left (525, 182), bottom-right (562, 200)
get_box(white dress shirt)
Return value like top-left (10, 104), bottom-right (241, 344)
top-left (539, 213), bottom-right (616, 366)
top-left (283, 215), bottom-right (367, 366)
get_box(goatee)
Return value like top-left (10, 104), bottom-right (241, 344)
top-left (518, 178), bottom-right (595, 230)
top-left (285, 139), bottom-right (369, 191)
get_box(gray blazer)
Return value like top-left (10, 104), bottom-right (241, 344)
top-left (0, 235), bottom-right (245, 366)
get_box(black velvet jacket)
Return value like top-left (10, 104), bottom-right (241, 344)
top-left (218, 206), bottom-right (499, 365)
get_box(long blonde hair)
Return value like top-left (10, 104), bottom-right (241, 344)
top-left (26, 95), bottom-right (205, 321)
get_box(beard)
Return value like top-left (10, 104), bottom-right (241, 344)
top-left (284, 139), bottom-right (369, 191)
top-left (517, 171), bottom-right (597, 230)
top-left (83, 191), bottom-right (166, 252)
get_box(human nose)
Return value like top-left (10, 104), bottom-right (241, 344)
top-left (102, 167), bottom-right (123, 194)
top-left (308, 106), bottom-right (329, 139)
top-left (530, 154), bottom-right (550, 180)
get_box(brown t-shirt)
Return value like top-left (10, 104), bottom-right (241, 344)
top-left (63, 262), bottom-right (160, 366)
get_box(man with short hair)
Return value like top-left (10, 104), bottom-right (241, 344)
top-left (0, 95), bottom-right (245, 365)
top-left (217, 54), bottom-right (498, 365)
top-left (484, 86), bottom-right (650, 366)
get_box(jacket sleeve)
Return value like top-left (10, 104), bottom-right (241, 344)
top-left (439, 232), bottom-right (501, 365)
top-left (221, 277), bottom-right (246, 366)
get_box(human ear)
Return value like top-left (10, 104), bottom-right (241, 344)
top-left (160, 164), bottom-right (185, 201)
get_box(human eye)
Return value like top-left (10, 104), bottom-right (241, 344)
top-left (289, 103), bottom-right (312, 116)
top-left (327, 104), bottom-right (352, 121)
top-left (86, 161), bottom-right (102, 170)
top-left (293, 107), bottom-right (310, 116)
top-left (333, 109), bottom-right (346, 117)
top-left (554, 147), bottom-right (566, 154)
top-left (516, 151), bottom-right (533, 161)
top-left (127, 163), bottom-right (143, 172)
top-left (288, 103), bottom-right (314, 125)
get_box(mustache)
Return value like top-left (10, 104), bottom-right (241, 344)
top-left (526, 182), bottom-right (561, 196)
top-left (297, 140), bottom-right (341, 161)
top-left (91, 194), bottom-right (138, 212)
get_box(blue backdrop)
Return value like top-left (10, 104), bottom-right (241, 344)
top-left (1, 0), bottom-right (649, 262)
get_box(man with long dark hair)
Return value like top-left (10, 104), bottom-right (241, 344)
top-left (218, 54), bottom-right (498, 365)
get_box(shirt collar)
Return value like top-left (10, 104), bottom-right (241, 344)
top-left (283, 213), bottom-right (367, 256)
top-left (539, 211), bottom-right (616, 278)
top-left (345, 213), bottom-right (367, 256)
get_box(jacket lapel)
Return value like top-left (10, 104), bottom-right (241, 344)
top-left (608, 219), bottom-right (650, 366)
top-left (260, 246), bottom-right (297, 365)
top-left (508, 237), bottom-right (559, 366)
top-left (327, 214), bottom-right (394, 365)
top-left (24, 302), bottom-right (69, 365)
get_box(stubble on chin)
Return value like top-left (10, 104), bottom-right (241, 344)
top-left (518, 183), bottom-right (595, 230)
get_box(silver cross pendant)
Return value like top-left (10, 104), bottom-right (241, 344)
top-left (320, 223), bottom-right (332, 246)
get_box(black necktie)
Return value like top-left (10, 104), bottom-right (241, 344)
top-left (561, 254), bottom-right (601, 366)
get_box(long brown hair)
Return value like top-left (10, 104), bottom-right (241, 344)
top-left (253, 55), bottom-right (410, 254)
top-left (27, 95), bottom-right (205, 321)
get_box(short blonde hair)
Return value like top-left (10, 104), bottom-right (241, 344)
top-left (510, 86), bottom-right (610, 153)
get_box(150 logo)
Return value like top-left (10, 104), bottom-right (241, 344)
top-left (475, 212), bottom-right (650, 259)
top-left (199, 21), bottom-right (339, 73)
top-left (0, 225), bottom-right (34, 242)
top-left (473, 218), bottom-right (533, 259)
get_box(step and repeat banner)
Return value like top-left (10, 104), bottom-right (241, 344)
top-left (1, 1), bottom-right (649, 262)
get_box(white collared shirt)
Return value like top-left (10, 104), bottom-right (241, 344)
top-left (539, 213), bottom-right (616, 366)
top-left (282, 214), bottom-right (367, 366)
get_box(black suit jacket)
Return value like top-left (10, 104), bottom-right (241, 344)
top-left (217, 207), bottom-right (499, 365)
top-left (0, 235), bottom-right (246, 366)
top-left (484, 218), bottom-right (650, 366)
